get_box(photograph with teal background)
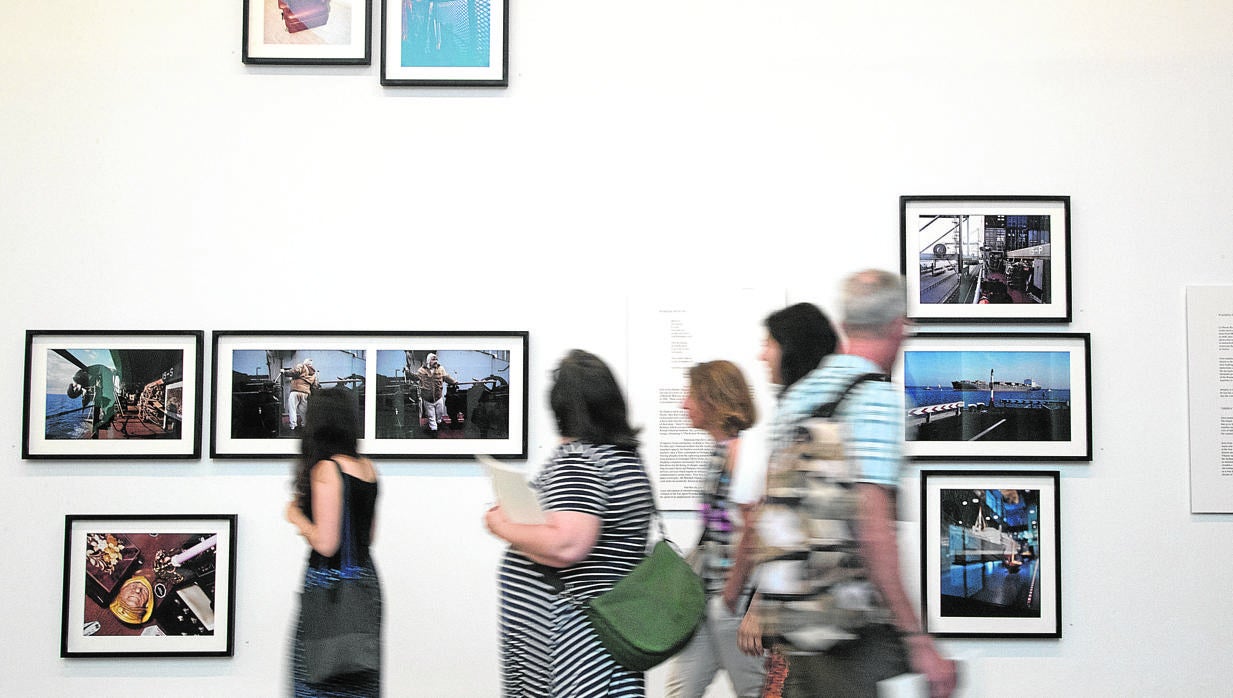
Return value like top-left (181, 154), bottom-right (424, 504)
top-left (904, 350), bottom-right (1072, 442)
top-left (401, 0), bottom-right (491, 67)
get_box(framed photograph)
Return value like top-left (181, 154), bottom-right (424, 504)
top-left (380, 0), bottom-right (508, 86)
top-left (22, 331), bottom-right (204, 460)
top-left (920, 470), bottom-right (1061, 638)
top-left (242, 0), bottom-right (372, 65)
top-left (900, 196), bottom-right (1072, 323)
top-left (897, 332), bottom-right (1092, 461)
top-left (61, 514), bottom-right (238, 657)
top-left (211, 331), bottom-right (528, 459)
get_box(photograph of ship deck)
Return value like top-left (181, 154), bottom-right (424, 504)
top-left (229, 349), bottom-right (366, 439)
top-left (44, 348), bottom-right (186, 440)
top-left (904, 349), bottom-right (1072, 443)
top-left (917, 213), bottom-right (1051, 306)
top-left (374, 349), bottom-right (511, 440)
top-left (938, 487), bottom-right (1042, 619)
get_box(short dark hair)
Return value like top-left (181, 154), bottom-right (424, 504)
top-left (764, 302), bottom-right (838, 389)
top-left (294, 387), bottom-right (361, 507)
top-left (549, 349), bottom-right (640, 450)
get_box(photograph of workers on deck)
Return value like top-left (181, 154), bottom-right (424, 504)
top-left (915, 213), bottom-right (1053, 307)
top-left (228, 348), bottom-right (366, 439)
top-left (900, 196), bottom-right (1071, 323)
top-left (374, 348), bottom-right (511, 440)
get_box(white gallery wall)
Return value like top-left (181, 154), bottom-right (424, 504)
top-left (3, 2), bottom-right (1232, 696)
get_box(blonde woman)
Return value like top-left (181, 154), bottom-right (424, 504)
top-left (667, 360), bottom-right (767, 698)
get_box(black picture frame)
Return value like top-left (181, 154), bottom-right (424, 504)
top-left (242, 0), bottom-right (373, 65)
top-left (920, 470), bottom-right (1061, 638)
top-left (380, 0), bottom-right (509, 86)
top-left (896, 332), bottom-right (1092, 461)
top-left (211, 330), bottom-right (529, 459)
top-left (61, 514), bottom-right (238, 657)
top-left (22, 331), bottom-right (205, 460)
top-left (900, 195), bottom-right (1072, 323)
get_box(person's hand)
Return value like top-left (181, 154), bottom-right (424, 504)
top-left (737, 607), bottom-right (763, 656)
top-left (906, 635), bottom-right (958, 698)
top-left (484, 505), bottom-right (508, 539)
top-left (285, 501), bottom-right (307, 538)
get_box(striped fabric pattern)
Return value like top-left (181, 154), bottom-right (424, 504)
top-left (498, 441), bottom-right (654, 697)
top-left (769, 354), bottom-right (904, 487)
top-left (753, 356), bottom-right (902, 651)
top-left (696, 442), bottom-right (738, 595)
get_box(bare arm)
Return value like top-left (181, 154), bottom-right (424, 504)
top-left (284, 460), bottom-right (343, 557)
top-left (485, 507), bottom-right (601, 568)
top-left (856, 483), bottom-right (957, 698)
top-left (722, 501), bottom-right (759, 612)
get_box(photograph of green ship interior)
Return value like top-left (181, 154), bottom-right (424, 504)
top-left (45, 348), bottom-right (186, 441)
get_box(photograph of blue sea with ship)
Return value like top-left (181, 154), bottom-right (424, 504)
top-left (917, 213), bottom-right (1051, 306)
top-left (229, 349), bottom-right (366, 439)
top-left (375, 349), bottom-right (511, 440)
top-left (44, 348), bottom-right (185, 440)
top-left (904, 350), bottom-right (1071, 442)
top-left (939, 487), bottom-right (1042, 618)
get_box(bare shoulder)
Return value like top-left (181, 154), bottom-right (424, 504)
top-left (336, 454), bottom-right (378, 484)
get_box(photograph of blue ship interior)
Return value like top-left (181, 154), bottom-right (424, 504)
top-left (374, 349), bottom-right (511, 440)
top-left (917, 214), bottom-right (1051, 306)
top-left (904, 350), bottom-right (1071, 442)
top-left (44, 348), bottom-right (186, 441)
top-left (939, 487), bottom-right (1041, 619)
top-left (228, 349), bottom-right (366, 439)
top-left (401, 0), bottom-right (491, 67)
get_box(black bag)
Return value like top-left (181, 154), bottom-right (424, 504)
top-left (301, 463), bottom-right (381, 683)
top-left (302, 575), bottom-right (381, 682)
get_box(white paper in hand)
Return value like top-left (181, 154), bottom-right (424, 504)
top-left (478, 455), bottom-right (546, 524)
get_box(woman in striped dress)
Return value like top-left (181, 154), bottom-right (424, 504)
top-left (485, 349), bottom-right (654, 697)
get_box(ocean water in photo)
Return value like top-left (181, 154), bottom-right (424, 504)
top-left (45, 393), bottom-right (92, 439)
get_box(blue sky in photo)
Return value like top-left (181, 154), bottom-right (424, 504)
top-left (375, 349), bottom-right (508, 383)
top-left (45, 349), bottom-right (114, 392)
top-left (904, 350), bottom-right (1071, 389)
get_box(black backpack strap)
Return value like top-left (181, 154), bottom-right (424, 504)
top-left (809, 372), bottom-right (889, 419)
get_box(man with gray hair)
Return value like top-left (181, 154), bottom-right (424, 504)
top-left (748, 269), bottom-right (956, 697)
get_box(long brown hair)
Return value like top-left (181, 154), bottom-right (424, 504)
top-left (688, 360), bottom-right (756, 438)
top-left (293, 387), bottom-right (361, 513)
